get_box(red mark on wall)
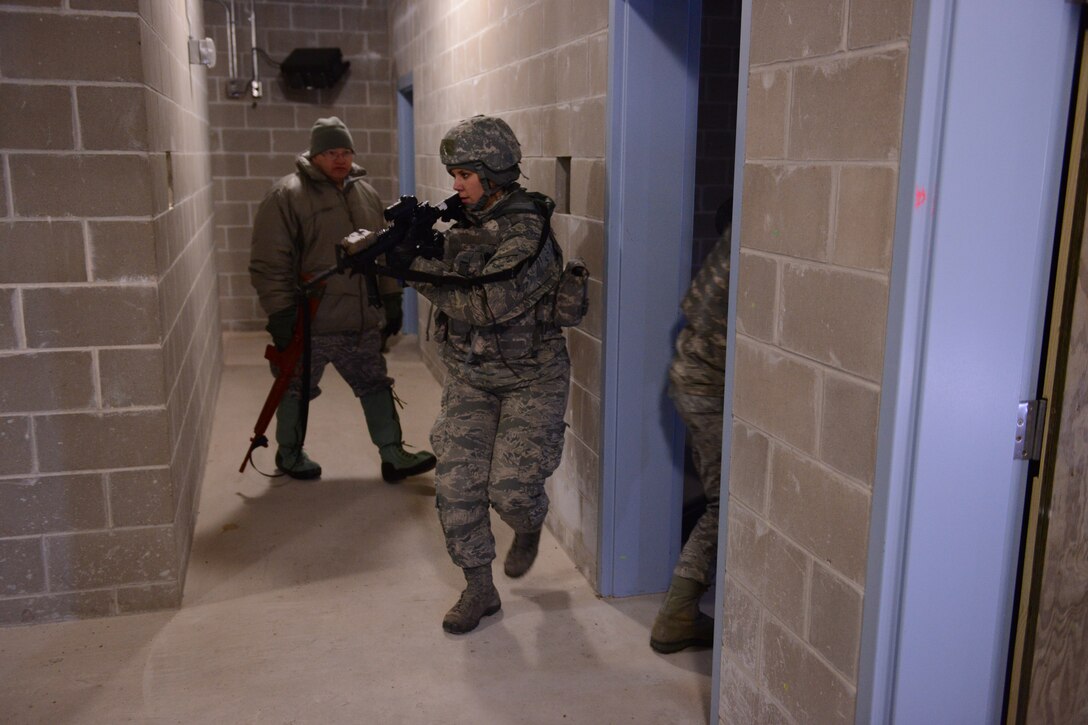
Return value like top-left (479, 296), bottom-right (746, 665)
top-left (915, 186), bottom-right (927, 209)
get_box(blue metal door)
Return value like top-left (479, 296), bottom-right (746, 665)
top-left (858, 2), bottom-right (1080, 722)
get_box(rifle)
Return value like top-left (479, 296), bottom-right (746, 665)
top-left (305, 192), bottom-right (465, 302)
top-left (239, 193), bottom-right (463, 474)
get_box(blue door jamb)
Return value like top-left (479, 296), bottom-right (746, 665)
top-left (709, 0), bottom-right (750, 717)
top-left (396, 74), bottom-right (419, 335)
top-left (600, 0), bottom-right (702, 598)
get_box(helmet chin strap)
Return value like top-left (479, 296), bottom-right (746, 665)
top-left (469, 176), bottom-right (496, 212)
top-left (469, 178), bottom-right (515, 213)
top-left (448, 161), bottom-right (519, 213)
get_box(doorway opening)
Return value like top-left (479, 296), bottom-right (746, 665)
top-left (680, 0), bottom-right (742, 563)
top-left (602, 0), bottom-right (741, 587)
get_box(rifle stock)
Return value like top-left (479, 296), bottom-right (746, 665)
top-left (239, 295), bottom-right (321, 473)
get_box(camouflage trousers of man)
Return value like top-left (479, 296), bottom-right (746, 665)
top-left (669, 390), bottom-right (724, 586)
top-left (431, 372), bottom-right (569, 569)
top-left (270, 329), bottom-right (393, 401)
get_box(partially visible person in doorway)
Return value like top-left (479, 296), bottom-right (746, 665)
top-left (397, 115), bottom-right (579, 635)
top-left (651, 199), bottom-right (732, 654)
top-left (248, 116), bottom-right (436, 483)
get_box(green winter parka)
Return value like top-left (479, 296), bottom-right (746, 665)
top-left (248, 154), bottom-right (398, 335)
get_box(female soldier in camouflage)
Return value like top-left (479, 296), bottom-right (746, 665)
top-left (406, 116), bottom-right (571, 634)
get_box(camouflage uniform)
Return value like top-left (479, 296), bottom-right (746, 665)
top-left (411, 188), bottom-right (570, 568)
top-left (667, 227), bottom-right (731, 586)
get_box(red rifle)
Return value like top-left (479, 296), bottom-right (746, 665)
top-left (238, 295), bottom-right (321, 473)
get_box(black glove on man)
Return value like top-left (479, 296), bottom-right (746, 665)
top-left (266, 306), bottom-right (297, 351)
top-left (381, 292), bottom-right (403, 341)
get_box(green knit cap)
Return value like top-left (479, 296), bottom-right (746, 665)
top-left (309, 116), bottom-right (354, 156)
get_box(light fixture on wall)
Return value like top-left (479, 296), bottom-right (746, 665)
top-left (280, 48), bottom-right (350, 91)
top-left (188, 37), bottom-right (217, 68)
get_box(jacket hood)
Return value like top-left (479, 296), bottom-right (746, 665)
top-left (296, 152), bottom-right (368, 185)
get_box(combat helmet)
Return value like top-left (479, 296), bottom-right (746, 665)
top-left (440, 115), bottom-right (522, 194)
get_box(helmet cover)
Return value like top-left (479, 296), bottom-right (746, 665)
top-left (440, 115), bottom-right (522, 174)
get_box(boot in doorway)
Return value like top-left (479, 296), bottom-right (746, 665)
top-left (359, 388), bottom-right (437, 483)
top-left (443, 565), bottom-right (502, 634)
top-left (649, 575), bottom-right (714, 653)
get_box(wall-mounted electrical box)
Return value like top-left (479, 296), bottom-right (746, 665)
top-left (280, 48), bottom-right (350, 90)
top-left (188, 37), bottom-right (217, 68)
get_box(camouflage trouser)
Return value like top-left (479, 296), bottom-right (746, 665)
top-left (431, 373), bottom-right (569, 569)
top-left (670, 390), bottom-right (723, 586)
top-left (270, 329), bottom-right (393, 400)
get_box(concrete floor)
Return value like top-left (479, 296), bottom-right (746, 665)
top-left (0, 333), bottom-right (711, 724)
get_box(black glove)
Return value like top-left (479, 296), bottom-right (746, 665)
top-left (405, 211), bottom-right (445, 260)
top-left (266, 306), bottom-right (297, 351)
top-left (381, 292), bottom-right (403, 341)
top-left (385, 240), bottom-right (418, 272)
top-left (416, 230), bottom-right (445, 261)
top-left (407, 214), bottom-right (434, 243)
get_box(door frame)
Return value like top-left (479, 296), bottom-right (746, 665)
top-left (1006, 15), bottom-right (1088, 720)
top-left (856, 2), bottom-right (1080, 722)
top-left (600, 0), bottom-right (703, 598)
top-left (708, 1), bottom-right (751, 718)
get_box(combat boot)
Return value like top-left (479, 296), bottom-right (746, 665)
top-left (443, 565), bottom-right (502, 634)
top-left (503, 529), bottom-right (542, 578)
top-left (360, 388), bottom-right (437, 483)
top-left (649, 575), bottom-right (715, 654)
top-left (274, 396), bottom-right (322, 480)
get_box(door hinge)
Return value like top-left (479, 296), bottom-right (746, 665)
top-left (1014, 399), bottom-right (1047, 461)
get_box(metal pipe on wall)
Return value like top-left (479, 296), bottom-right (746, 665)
top-left (209, 0), bottom-right (237, 80)
top-left (248, 3), bottom-right (262, 99)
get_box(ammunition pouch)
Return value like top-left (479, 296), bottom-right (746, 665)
top-left (550, 258), bottom-right (589, 327)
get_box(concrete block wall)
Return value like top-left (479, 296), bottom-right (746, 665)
top-left (718, 1), bottom-right (913, 721)
top-left (0, 0), bottom-right (219, 625)
top-left (206, 0), bottom-right (399, 332)
top-left (389, 0), bottom-right (607, 580)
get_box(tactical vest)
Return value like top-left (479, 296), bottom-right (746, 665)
top-left (429, 190), bottom-right (588, 367)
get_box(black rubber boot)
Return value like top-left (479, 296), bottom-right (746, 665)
top-left (360, 388), bottom-right (437, 483)
top-left (442, 565), bottom-right (501, 634)
top-left (274, 397), bottom-right (322, 480)
top-left (650, 575), bottom-right (715, 653)
top-left (503, 529), bottom-right (542, 578)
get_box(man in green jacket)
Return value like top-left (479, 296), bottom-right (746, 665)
top-left (248, 116), bottom-right (436, 483)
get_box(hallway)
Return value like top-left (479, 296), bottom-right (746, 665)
top-left (0, 334), bottom-right (710, 724)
